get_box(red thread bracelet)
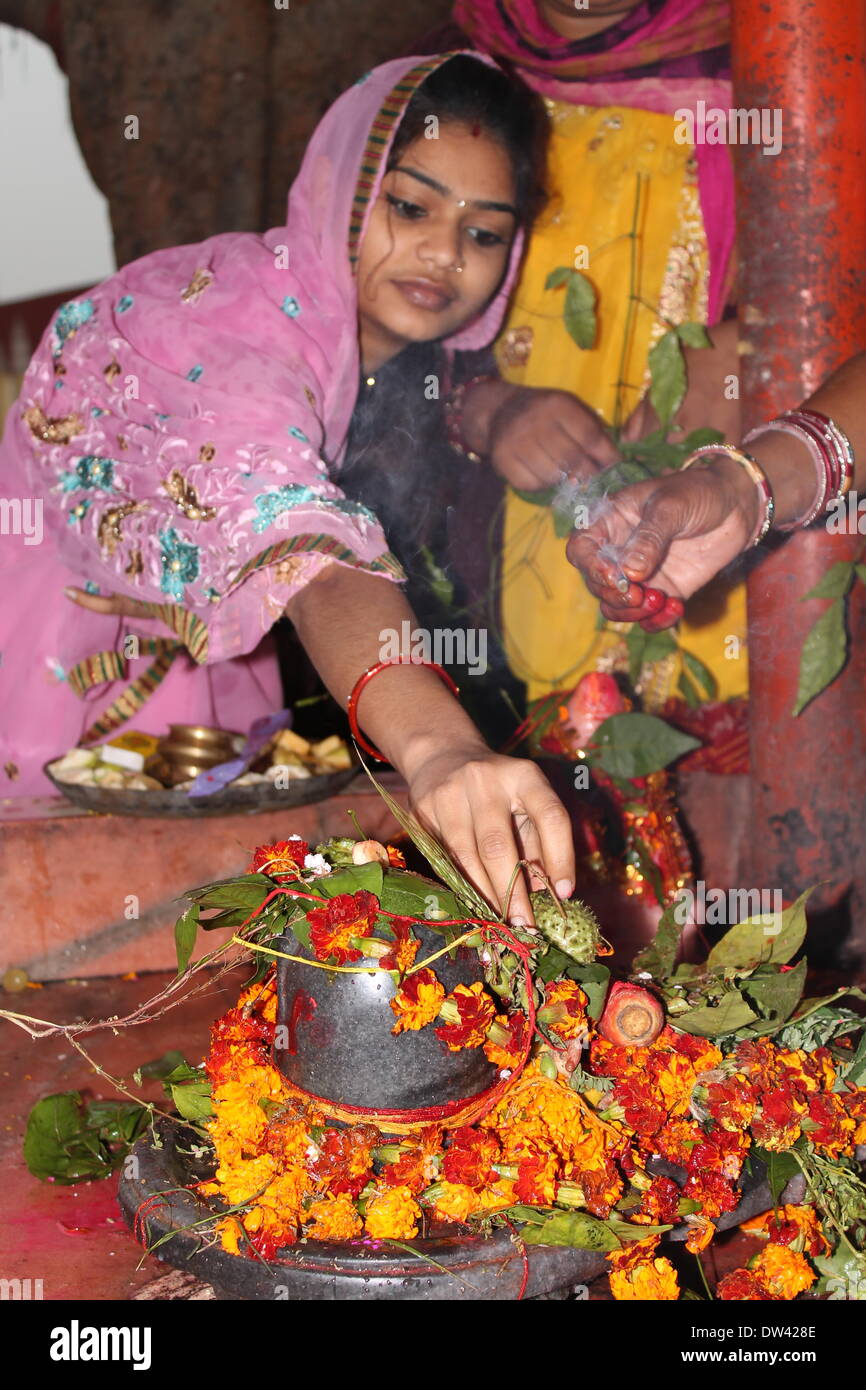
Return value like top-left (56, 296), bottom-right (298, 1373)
top-left (347, 659), bottom-right (460, 761)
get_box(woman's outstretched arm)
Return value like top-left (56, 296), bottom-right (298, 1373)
top-left (286, 562), bottom-right (575, 924)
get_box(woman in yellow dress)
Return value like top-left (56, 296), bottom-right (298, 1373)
top-left (450, 0), bottom-right (744, 734)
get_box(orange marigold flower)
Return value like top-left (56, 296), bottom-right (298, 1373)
top-left (442, 1127), bottom-right (500, 1190)
top-left (428, 1180), bottom-right (481, 1225)
top-left (669, 1032), bottom-right (723, 1071)
top-left (578, 1155), bottom-right (624, 1219)
top-left (514, 1153), bottom-right (558, 1206)
top-left (434, 982), bottom-right (497, 1051)
top-left (655, 1118), bottom-right (702, 1167)
top-left (304, 1194), bottom-right (363, 1242)
top-left (216, 1216), bottom-right (245, 1256)
top-left (309, 1125), bottom-right (376, 1198)
top-left (379, 917), bottom-right (420, 976)
top-left (610, 1255), bottom-right (679, 1301)
top-left (390, 967), bottom-right (446, 1035)
top-left (236, 971), bottom-right (279, 1023)
top-left (716, 1268), bottom-right (776, 1301)
top-left (365, 1184), bottom-right (421, 1240)
top-left (538, 980), bottom-right (589, 1042)
top-left (386, 845), bottom-right (407, 868)
top-left (249, 838), bottom-right (308, 881)
top-left (751, 1243), bottom-right (816, 1300)
top-left (684, 1215), bottom-right (716, 1254)
top-left (484, 1012), bottom-right (529, 1070)
top-left (307, 889), bottom-right (379, 965)
top-left (741, 1205), bottom-right (830, 1257)
top-left (651, 1051), bottom-right (700, 1119)
top-left (805, 1091), bottom-right (856, 1155)
top-left (732, 1037), bottom-right (782, 1093)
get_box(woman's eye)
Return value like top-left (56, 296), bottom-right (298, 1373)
top-left (385, 193), bottom-right (426, 220)
top-left (468, 227), bottom-right (506, 249)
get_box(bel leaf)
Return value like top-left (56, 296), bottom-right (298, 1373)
top-left (675, 322), bottom-right (712, 349)
top-left (802, 561), bottom-right (855, 601)
top-left (545, 266), bottom-right (572, 291)
top-left (677, 671), bottom-right (700, 709)
top-left (170, 1080), bottom-right (214, 1123)
top-left (317, 862), bottom-right (384, 900)
top-left (563, 272), bottom-right (597, 350)
top-left (742, 957), bottom-right (807, 1031)
top-left (750, 1146), bottom-right (801, 1206)
top-left (588, 712), bottom-right (700, 779)
top-left (632, 900), bottom-right (685, 981)
top-left (522, 1210), bottom-right (620, 1252)
top-left (706, 888), bottom-right (811, 972)
top-left (564, 962), bottom-right (611, 1020)
top-left (174, 904), bottom-right (199, 974)
top-left (673, 988), bottom-right (759, 1038)
top-left (793, 597), bottom-right (848, 716)
top-left (681, 648), bottom-right (718, 699)
top-left (648, 330), bottom-right (687, 429)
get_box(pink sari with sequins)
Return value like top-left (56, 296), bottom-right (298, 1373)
top-left (0, 53), bottom-right (521, 797)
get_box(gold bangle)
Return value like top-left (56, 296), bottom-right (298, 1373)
top-left (681, 443), bottom-right (775, 547)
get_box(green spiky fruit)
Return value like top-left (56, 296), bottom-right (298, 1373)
top-left (530, 892), bottom-right (600, 964)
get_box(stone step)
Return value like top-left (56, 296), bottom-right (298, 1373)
top-left (0, 779), bottom-right (405, 981)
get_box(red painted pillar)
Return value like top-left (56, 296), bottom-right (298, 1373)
top-left (731, 0), bottom-right (866, 953)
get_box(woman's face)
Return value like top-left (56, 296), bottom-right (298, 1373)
top-left (538, 0), bottom-right (645, 40)
top-left (357, 123), bottom-right (517, 372)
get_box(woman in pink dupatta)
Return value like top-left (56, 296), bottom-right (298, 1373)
top-left (0, 52), bottom-right (575, 924)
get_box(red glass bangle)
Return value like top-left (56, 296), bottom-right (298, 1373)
top-left (347, 659), bottom-right (460, 762)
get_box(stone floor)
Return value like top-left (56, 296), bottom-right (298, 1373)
top-left (0, 967), bottom-right (775, 1302)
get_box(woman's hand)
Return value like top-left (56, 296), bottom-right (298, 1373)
top-left (404, 740), bottom-right (575, 926)
top-left (64, 586), bottom-right (155, 619)
top-left (461, 380), bottom-right (619, 491)
top-left (566, 456), bottom-right (759, 629)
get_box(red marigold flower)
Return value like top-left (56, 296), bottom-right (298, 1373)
top-left (689, 1128), bottom-right (749, 1182)
top-left (249, 838), bottom-right (308, 881)
top-left (704, 1075), bottom-right (758, 1132)
top-left (805, 1092), bottom-right (855, 1155)
top-left (716, 1269), bottom-right (775, 1301)
top-left (382, 1148), bottom-right (438, 1195)
top-left (609, 1075), bottom-right (667, 1139)
top-left (538, 980), bottom-right (588, 1042)
top-left (379, 917), bottom-right (420, 976)
top-left (442, 1127), bottom-right (500, 1190)
top-left (751, 1084), bottom-right (807, 1151)
top-left (579, 1156), bottom-right (623, 1219)
top-left (655, 1118), bottom-right (701, 1167)
top-left (514, 1153), bottom-right (558, 1206)
top-left (308, 1125), bottom-right (375, 1198)
top-left (434, 982), bottom-right (496, 1052)
top-left (307, 890), bottom-right (379, 965)
top-left (638, 1175), bottom-right (681, 1225)
top-left (683, 1168), bottom-right (738, 1220)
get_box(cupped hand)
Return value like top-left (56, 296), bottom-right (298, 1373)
top-left (487, 386), bottom-right (619, 492)
top-left (405, 743), bottom-right (575, 927)
top-left (566, 462), bottom-right (758, 629)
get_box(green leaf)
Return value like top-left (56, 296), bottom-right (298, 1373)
top-left (676, 322), bottom-right (712, 349)
top-left (751, 1146), bottom-right (800, 1206)
top-left (563, 271), bottom-right (597, 350)
top-left (844, 1028), bottom-right (866, 1087)
top-left (673, 989), bottom-right (759, 1037)
top-left (317, 862), bottom-right (384, 900)
top-left (802, 561), bottom-right (855, 601)
top-left (186, 873), bottom-right (274, 910)
top-left (138, 1049), bottom-right (187, 1080)
top-left (642, 630), bottom-right (678, 664)
top-left (742, 957), bottom-right (807, 1030)
top-left (625, 627), bottom-right (647, 687)
top-left (510, 484), bottom-right (557, 507)
top-left (545, 266), bottom-right (573, 291)
top-left (565, 963), bottom-right (611, 1021)
top-left (606, 1217), bottom-right (673, 1242)
top-left (632, 900), bottom-right (685, 981)
top-left (170, 1080), bottom-right (213, 1122)
top-left (681, 648), bottom-right (718, 699)
top-left (379, 871), bottom-right (463, 931)
top-left (706, 888), bottom-right (811, 972)
top-left (764, 888), bottom-right (812, 965)
top-left (174, 904), bottom-right (199, 974)
top-left (588, 712), bottom-right (700, 779)
top-left (677, 671), bottom-right (700, 709)
top-left (678, 427), bottom-right (725, 453)
top-left (161, 1060), bottom-right (205, 1088)
top-left (793, 597), bottom-right (849, 716)
top-left (539, 1054), bottom-right (558, 1080)
top-left (23, 1092), bottom-right (146, 1184)
top-left (522, 1210), bottom-right (620, 1252)
top-left (648, 330), bottom-right (687, 429)
top-left (856, 564), bottom-right (866, 589)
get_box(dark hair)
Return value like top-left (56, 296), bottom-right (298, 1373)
top-left (387, 55), bottom-right (548, 229)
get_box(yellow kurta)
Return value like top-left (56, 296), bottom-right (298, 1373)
top-left (497, 102), bottom-right (747, 707)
